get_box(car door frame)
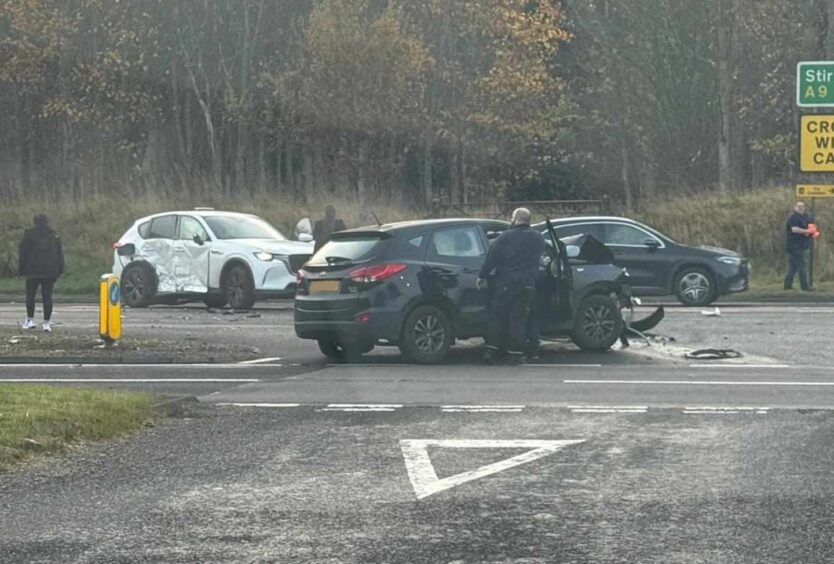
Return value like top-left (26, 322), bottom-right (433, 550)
top-left (173, 214), bottom-right (212, 294)
top-left (598, 221), bottom-right (668, 294)
top-left (423, 224), bottom-right (489, 337)
top-left (140, 214), bottom-right (179, 294)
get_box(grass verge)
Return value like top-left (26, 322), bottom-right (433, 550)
top-left (0, 384), bottom-right (155, 471)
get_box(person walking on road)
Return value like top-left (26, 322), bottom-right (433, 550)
top-left (477, 207), bottom-right (546, 365)
top-left (784, 201), bottom-right (813, 291)
top-left (313, 204), bottom-right (347, 252)
top-left (18, 214), bottom-right (64, 332)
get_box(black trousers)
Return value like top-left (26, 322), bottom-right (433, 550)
top-left (26, 277), bottom-right (55, 320)
top-left (784, 248), bottom-right (809, 290)
top-left (486, 279), bottom-right (535, 356)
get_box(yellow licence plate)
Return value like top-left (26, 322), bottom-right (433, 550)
top-left (309, 280), bottom-right (341, 294)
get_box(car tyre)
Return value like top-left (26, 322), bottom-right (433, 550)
top-left (222, 264), bottom-right (256, 310)
top-left (399, 305), bottom-right (453, 364)
top-left (120, 263), bottom-right (156, 308)
top-left (571, 294), bottom-right (623, 352)
top-left (674, 266), bottom-right (716, 307)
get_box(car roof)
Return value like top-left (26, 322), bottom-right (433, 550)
top-left (135, 210), bottom-right (263, 223)
top-left (534, 216), bottom-right (642, 226)
top-left (336, 218), bottom-right (511, 237)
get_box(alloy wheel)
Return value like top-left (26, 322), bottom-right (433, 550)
top-left (413, 314), bottom-right (446, 355)
top-left (679, 272), bottom-right (710, 302)
top-left (582, 304), bottom-right (616, 343)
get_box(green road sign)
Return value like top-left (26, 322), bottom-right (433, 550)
top-left (798, 62), bottom-right (834, 107)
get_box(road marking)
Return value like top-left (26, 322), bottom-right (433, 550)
top-left (318, 403), bottom-right (403, 412)
top-left (689, 364), bottom-right (790, 369)
top-left (441, 405), bottom-right (524, 413)
top-left (568, 405), bottom-right (647, 413)
top-left (683, 406), bottom-right (769, 414)
top-left (521, 364), bottom-right (604, 368)
top-left (0, 378), bottom-right (261, 383)
top-left (564, 379), bottom-right (834, 386)
top-left (238, 357), bottom-right (283, 365)
top-left (216, 402), bottom-right (300, 408)
top-left (400, 439), bottom-right (586, 500)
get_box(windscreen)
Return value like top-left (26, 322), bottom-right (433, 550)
top-left (202, 215), bottom-right (286, 240)
top-left (306, 236), bottom-right (384, 267)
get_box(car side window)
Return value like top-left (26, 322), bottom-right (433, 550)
top-left (429, 227), bottom-right (485, 259)
top-left (148, 215), bottom-right (177, 239)
top-left (604, 223), bottom-right (658, 246)
top-left (179, 216), bottom-right (209, 241)
top-left (137, 221), bottom-right (151, 239)
top-left (554, 223), bottom-right (604, 240)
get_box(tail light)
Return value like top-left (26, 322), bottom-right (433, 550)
top-left (296, 270), bottom-right (306, 286)
top-left (348, 263), bottom-right (407, 284)
top-left (354, 313), bottom-right (371, 324)
top-left (112, 242), bottom-right (123, 250)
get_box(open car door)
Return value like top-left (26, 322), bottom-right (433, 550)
top-left (544, 218), bottom-right (573, 319)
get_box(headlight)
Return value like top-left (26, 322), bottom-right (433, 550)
top-left (254, 251), bottom-right (274, 262)
top-left (716, 256), bottom-right (741, 265)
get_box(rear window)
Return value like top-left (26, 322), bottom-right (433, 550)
top-left (307, 236), bottom-right (384, 267)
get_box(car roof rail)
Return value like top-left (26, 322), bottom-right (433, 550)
top-left (193, 207), bottom-right (215, 211)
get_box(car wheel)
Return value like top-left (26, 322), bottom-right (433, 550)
top-left (222, 264), bottom-right (256, 310)
top-left (399, 305), bottom-right (453, 364)
top-left (317, 339), bottom-right (371, 363)
top-left (571, 294), bottom-right (623, 352)
top-left (120, 263), bottom-right (157, 308)
top-left (203, 296), bottom-right (228, 308)
top-left (674, 267), bottom-right (715, 307)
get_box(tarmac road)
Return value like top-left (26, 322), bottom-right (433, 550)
top-left (2, 302), bottom-right (834, 562)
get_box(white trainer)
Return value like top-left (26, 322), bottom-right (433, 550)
top-left (21, 319), bottom-right (36, 330)
top-left (42, 322), bottom-right (52, 333)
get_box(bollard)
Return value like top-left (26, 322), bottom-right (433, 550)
top-left (99, 273), bottom-right (121, 342)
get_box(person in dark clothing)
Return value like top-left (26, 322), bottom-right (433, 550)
top-left (313, 205), bottom-right (347, 252)
top-left (478, 208), bottom-right (546, 365)
top-left (784, 201), bottom-right (813, 291)
top-left (18, 214), bottom-right (64, 332)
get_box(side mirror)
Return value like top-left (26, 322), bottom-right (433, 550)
top-left (565, 245), bottom-right (581, 258)
top-left (193, 234), bottom-right (206, 246)
top-left (116, 243), bottom-right (136, 256)
top-left (298, 233), bottom-right (314, 243)
top-left (644, 238), bottom-right (661, 249)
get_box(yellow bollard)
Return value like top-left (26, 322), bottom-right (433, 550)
top-left (99, 273), bottom-right (121, 342)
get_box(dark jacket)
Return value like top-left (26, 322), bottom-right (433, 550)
top-left (479, 224), bottom-right (545, 283)
top-left (785, 212), bottom-right (812, 251)
top-left (18, 226), bottom-right (64, 279)
top-left (313, 218), bottom-right (347, 252)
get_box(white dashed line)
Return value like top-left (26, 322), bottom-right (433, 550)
top-left (317, 403), bottom-right (403, 412)
top-left (568, 405), bottom-right (648, 414)
top-left (238, 357), bottom-right (283, 365)
top-left (683, 406), bottom-right (769, 414)
top-left (441, 405), bottom-right (525, 413)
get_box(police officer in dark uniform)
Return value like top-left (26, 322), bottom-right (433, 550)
top-left (477, 208), bottom-right (545, 365)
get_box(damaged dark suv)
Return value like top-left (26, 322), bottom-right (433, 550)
top-left (294, 218), bottom-right (660, 364)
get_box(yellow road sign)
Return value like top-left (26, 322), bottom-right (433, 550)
top-left (799, 114), bottom-right (834, 172)
top-left (796, 184), bottom-right (834, 197)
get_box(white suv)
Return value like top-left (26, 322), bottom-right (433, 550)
top-left (113, 210), bottom-right (314, 309)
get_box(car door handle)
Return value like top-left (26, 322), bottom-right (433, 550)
top-left (173, 247), bottom-right (186, 253)
top-left (210, 250), bottom-right (223, 255)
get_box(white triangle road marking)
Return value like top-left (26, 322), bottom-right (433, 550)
top-left (400, 439), bottom-right (586, 500)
